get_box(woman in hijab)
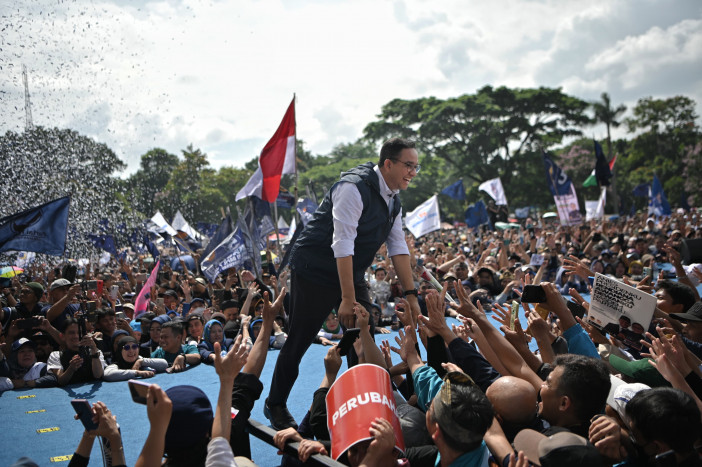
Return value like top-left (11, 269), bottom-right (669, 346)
top-left (198, 319), bottom-right (234, 364)
top-left (103, 336), bottom-right (168, 382)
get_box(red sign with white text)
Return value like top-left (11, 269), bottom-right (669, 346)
top-left (325, 364), bottom-right (405, 460)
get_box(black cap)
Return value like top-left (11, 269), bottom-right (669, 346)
top-left (670, 302), bottom-right (702, 323)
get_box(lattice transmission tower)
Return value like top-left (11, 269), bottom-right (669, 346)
top-left (22, 64), bottom-right (34, 131)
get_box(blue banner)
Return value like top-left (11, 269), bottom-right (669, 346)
top-left (0, 196), bottom-right (70, 256)
top-left (440, 180), bottom-right (466, 200)
top-left (542, 153), bottom-right (573, 196)
top-left (201, 215), bottom-right (233, 262)
top-left (201, 219), bottom-right (257, 283)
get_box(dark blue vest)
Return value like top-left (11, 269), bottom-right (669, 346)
top-left (290, 162), bottom-right (402, 288)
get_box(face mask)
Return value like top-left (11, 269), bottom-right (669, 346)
top-left (191, 307), bottom-right (205, 315)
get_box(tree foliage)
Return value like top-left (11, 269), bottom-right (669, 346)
top-left (0, 126), bottom-right (129, 256)
top-left (5, 88), bottom-right (701, 252)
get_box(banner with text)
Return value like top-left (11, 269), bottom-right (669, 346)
top-left (587, 273), bottom-right (657, 349)
top-left (326, 364), bottom-right (405, 460)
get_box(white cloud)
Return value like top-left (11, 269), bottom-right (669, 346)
top-left (587, 19), bottom-right (702, 90)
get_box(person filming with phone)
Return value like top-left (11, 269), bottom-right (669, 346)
top-left (47, 317), bottom-right (106, 385)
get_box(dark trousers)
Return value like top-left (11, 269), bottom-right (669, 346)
top-left (268, 271), bottom-right (373, 406)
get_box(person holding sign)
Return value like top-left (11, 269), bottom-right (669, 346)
top-left (266, 138), bottom-right (422, 430)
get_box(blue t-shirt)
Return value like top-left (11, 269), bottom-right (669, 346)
top-left (41, 303), bottom-right (80, 330)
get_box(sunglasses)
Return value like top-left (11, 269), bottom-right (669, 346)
top-left (122, 344), bottom-right (139, 351)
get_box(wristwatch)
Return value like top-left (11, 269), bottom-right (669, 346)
top-left (403, 289), bottom-right (418, 297)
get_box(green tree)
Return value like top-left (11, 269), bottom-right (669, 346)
top-left (157, 145), bottom-right (215, 222)
top-left (625, 96), bottom-right (700, 209)
top-left (0, 126), bottom-right (129, 256)
top-left (125, 148), bottom-right (179, 217)
top-left (363, 86), bottom-right (591, 209)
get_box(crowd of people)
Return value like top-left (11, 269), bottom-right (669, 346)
top-left (3, 141), bottom-right (702, 465)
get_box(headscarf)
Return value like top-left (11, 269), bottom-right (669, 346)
top-left (113, 336), bottom-right (139, 370)
top-left (322, 311), bottom-right (341, 334)
top-left (203, 319), bottom-right (224, 345)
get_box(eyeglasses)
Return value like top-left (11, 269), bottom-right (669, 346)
top-left (19, 289), bottom-right (33, 296)
top-left (122, 344), bottom-right (139, 351)
top-left (391, 159), bottom-right (421, 173)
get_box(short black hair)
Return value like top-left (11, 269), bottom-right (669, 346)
top-left (627, 387), bottom-right (701, 454)
top-left (162, 320), bottom-right (184, 337)
top-left (431, 383), bottom-right (494, 452)
top-left (95, 308), bottom-right (116, 320)
top-left (555, 354), bottom-right (610, 423)
top-left (657, 280), bottom-right (696, 312)
top-left (61, 317), bottom-right (79, 333)
top-left (378, 137), bottom-right (416, 166)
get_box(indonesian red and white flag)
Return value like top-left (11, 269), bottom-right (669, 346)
top-left (236, 97), bottom-right (296, 202)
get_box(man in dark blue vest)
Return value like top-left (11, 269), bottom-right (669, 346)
top-left (265, 137), bottom-right (422, 430)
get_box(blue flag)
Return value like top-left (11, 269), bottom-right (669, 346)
top-left (649, 175), bottom-right (671, 216)
top-left (276, 191), bottom-right (296, 209)
top-left (542, 153), bottom-right (572, 196)
top-left (98, 218), bottom-right (110, 232)
top-left (514, 207), bottom-right (531, 219)
top-left (465, 200), bottom-right (489, 228)
top-left (632, 183), bottom-right (650, 197)
top-left (143, 235), bottom-right (160, 259)
top-left (594, 140), bottom-right (612, 187)
top-left (201, 215), bottom-right (234, 263)
top-left (0, 196), bottom-right (70, 256)
top-left (441, 180), bottom-right (466, 200)
top-left (296, 198), bottom-right (318, 227)
top-left (196, 222), bottom-right (218, 239)
top-left (88, 233), bottom-right (118, 256)
top-left (201, 219), bottom-right (258, 283)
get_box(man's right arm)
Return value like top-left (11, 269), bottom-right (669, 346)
top-left (331, 183), bottom-right (363, 329)
top-left (46, 285), bottom-right (81, 323)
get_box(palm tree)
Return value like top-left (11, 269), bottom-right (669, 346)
top-left (592, 93), bottom-right (627, 214)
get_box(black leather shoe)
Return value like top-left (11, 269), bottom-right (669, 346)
top-left (264, 398), bottom-right (298, 431)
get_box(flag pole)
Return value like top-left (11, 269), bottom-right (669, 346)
top-left (292, 93), bottom-right (301, 226)
top-left (270, 201), bottom-right (284, 261)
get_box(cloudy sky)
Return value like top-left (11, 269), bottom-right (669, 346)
top-left (1, 0), bottom-right (701, 175)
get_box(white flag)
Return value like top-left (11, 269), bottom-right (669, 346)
top-left (478, 178), bottom-right (508, 205)
top-left (586, 187), bottom-right (607, 220)
top-left (172, 210), bottom-right (203, 240)
top-left (405, 195), bottom-right (441, 238)
top-left (150, 211), bottom-right (178, 236)
top-left (285, 217), bottom-right (297, 244)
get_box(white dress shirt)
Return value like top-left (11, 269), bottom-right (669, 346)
top-left (330, 165), bottom-right (409, 258)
